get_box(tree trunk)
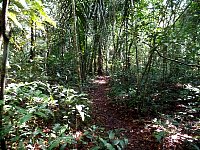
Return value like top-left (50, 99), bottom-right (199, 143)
top-left (30, 20), bottom-right (35, 60)
top-left (0, 1), bottom-right (10, 149)
top-left (97, 44), bottom-right (103, 76)
top-left (72, 0), bottom-right (82, 88)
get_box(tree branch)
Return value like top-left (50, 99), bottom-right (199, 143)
top-left (155, 49), bottom-right (200, 68)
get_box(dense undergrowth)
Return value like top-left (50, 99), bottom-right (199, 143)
top-left (2, 78), bottom-right (128, 149)
top-left (109, 72), bottom-right (200, 149)
top-left (1, 59), bottom-right (199, 149)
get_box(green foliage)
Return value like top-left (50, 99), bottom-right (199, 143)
top-left (8, 0), bottom-right (56, 30)
top-left (2, 81), bottom-right (90, 149)
top-left (46, 54), bottom-right (78, 85)
top-left (152, 114), bottom-right (199, 148)
top-left (82, 125), bottom-right (128, 150)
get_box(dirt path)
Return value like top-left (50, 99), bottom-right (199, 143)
top-left (89, 76), bottom-right (157, 150)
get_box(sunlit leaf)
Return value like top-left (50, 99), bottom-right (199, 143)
top-left (59, 125), bottom-right (68, 136)
top-left (99, 137), bottom-right (107, 145)
top-left (44, 15), bottom-right (56, 27)
top-left (36, 21), bottom-right (45, 30)
top-left (18, 0), bottom-right (28, 8)
top-left (116, 145), bottom-right (122, 150)
top-left (113, 139), bottom-right (120, 145)
top-left (8, 12), bottom-right (22, 29)
top-left (105, 143), bottom-right (115, 150)
top-left (76, 105), bottom-right (85, 121)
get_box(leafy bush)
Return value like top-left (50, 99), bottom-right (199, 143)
top-left (82, 125), bottom-right (128, 150)
top-left (2, 81), bottom-right (90, 149)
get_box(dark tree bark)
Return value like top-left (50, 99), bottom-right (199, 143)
top-left (30, 20), bottom-right (35, 60)
top-left (0, 0), bottom-right (10, 149)
top-left (97, 42), bottom-right (103, 76)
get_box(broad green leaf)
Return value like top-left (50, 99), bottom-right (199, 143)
top-left (91, 146), bottom-right (101, 150)
top-left (99, 137), bottom-right (107, 145)
top-left (0, 100), bottom-right (4, 106)
top-left (59, 125), bottom-right (68, 136)
top-left (62, 135), bottom-right (74, 144)
top-left (15, 106), bottom-right (26, 114)
top-left (8, 12), bottom-right (22, 29)
top-left (34, 111), bottom-right (47, 118)
top-left (113, 139), bottom-right (120, 145)
top-left (60, 144), bottom-right (67, 150)
top-left (124, 138), bottom-right (128, 145)
top-left (19, 114), bottom-right (32, 124)
top-left (53, 123), bottom-right (61, 132)
top-left (105, 143), bottom-right (115, 150)
top-left (108, 130), bottom-right (115, 140)
top-left (116, 145), bottom-right (122, 150)
top-left (119, 140), bottom-right (125, 148)
top-left (49, 139), bottom-right (60, 150)
top-left (33, 128), bottom-right (44, 136)
top-left (154, 131), bottom-right (165, 142)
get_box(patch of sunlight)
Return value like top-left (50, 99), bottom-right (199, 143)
top-left (185, 84), bottom-right (200, 94)
top-left (93, 79), bottom-right (107, 84)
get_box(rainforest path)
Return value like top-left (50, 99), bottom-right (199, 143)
top-left (88, 76), bottom-right (158, 150)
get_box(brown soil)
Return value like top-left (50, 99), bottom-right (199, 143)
top-left (89, 76), bottom-right (158, 150)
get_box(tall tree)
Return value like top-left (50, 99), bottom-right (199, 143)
top-left (0, 0), bottom-right (10, 149)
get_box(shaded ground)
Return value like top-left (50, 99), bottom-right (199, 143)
top-left (89, 76), bottom-right (158, 150)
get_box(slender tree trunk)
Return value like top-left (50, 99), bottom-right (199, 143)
top-left (135, 43), bottom-right (139, 93)
top-left (0, 38), bottom-right (2, 51)
top-left (162, 45), bottom-right (167, 82)
top-left (94, 49), bottom-right (97, 74)
top-left (0, 8), bottom-right (3, 50)
top-left (88, 49), bottom-right (94, 75)
top-left (30, 20), bottom-right (35, 60)
top-left (0, 1), bottom-right (10, 149)
top-left (92, 7), bottom-right (99, 75)
top-left (97, 38), bottom-right (103, 75)
top-left (72, 0), bottom-right (82, 88)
